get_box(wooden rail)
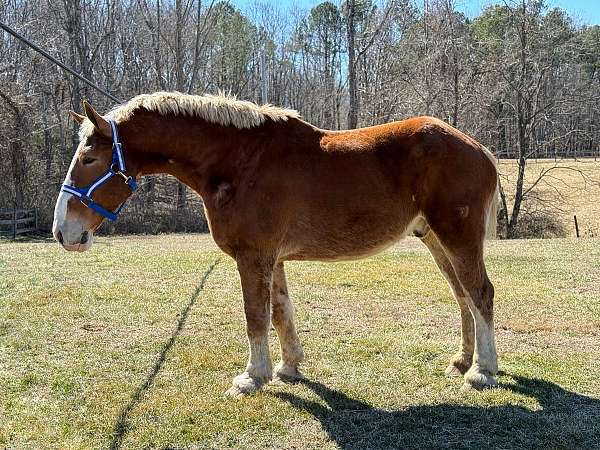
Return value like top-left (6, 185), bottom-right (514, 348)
top-left (0, 208), bottom-right (37, 238)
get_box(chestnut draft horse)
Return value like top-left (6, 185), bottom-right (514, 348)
top-left (53, 92), bottom-right (499, 396)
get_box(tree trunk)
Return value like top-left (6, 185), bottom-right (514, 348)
top-left (174, 0), bottom-right (188, 215)
top-left (0, 90), bottom-right (26, 208)
top-left (346, 0), bottom-right (358, 129)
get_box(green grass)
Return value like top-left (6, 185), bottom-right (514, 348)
top-left (1, 234), bottom-right (599, 449)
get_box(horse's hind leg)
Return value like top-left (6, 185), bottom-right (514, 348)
top-left (426, 204), bottom-right (498, 389)
top-left (271, 262), bottom-right (305, 382)
top-left (442, 240), bottom-right (498, 389)
top-left (421, 231), bottom-right (474, 376)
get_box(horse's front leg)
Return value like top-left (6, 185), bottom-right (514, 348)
top-left (225, 253), bottom-right (274, 397)
top-left (271, 262), bottom-right (305, 382)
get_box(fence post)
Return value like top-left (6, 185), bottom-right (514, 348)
top-left (12, 207), bottom-right (17, 240)
top-left (574, 215), bottom-right (580, 238)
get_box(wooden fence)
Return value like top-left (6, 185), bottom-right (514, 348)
top-left (0, 208), bottom-right (37, 238)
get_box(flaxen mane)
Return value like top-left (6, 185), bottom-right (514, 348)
top-left (80, 91), bottom-right (300, 138)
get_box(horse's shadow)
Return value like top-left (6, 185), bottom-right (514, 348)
top-left (273, 374), bottom-right (600, 450)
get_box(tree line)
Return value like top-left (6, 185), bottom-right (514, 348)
top-left (1, 0), bottom-right (599, 237)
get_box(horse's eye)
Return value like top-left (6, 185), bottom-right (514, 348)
top-left (82, 156), bottom-right (96, 165)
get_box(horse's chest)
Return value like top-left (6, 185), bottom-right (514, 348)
top-left (203, 195), bottom-right (282, 256)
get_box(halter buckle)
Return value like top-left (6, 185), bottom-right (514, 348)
top-left (118, 171), bottom-right (133, 185)
top-left (110, 163), bottom-right (129, 182)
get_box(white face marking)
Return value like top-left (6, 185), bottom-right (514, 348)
top-left (53, 147), bottom-right (79, 231)
top-left (52, 190), bottom-right (69, 233)
top-left (52, 143), bottom-right (95, 251)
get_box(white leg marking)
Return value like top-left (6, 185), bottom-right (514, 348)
top-left (464, 307), bottom-right (498, 389)
top-left (246, 333), bottom-right (272, 380)
top-left (470, 308), bottom-right (497, 372)
top-left (226, 334), bottom-right (272, 397)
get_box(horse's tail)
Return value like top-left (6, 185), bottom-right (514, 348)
top-left (482, 145), bottom-right (499, 240)
top-left (486, 182), bottom-right (499, 240)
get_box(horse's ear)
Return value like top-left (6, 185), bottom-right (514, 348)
top-left (69, 111), bottom-right (86, 124)
top-left (83, 100), bottom-right (111, 138)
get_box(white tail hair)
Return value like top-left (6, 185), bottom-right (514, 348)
top-left (482, 146), bottom-right (499, 240)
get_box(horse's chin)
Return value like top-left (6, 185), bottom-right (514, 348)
top-left (60, 232), bottom-right (93, 252)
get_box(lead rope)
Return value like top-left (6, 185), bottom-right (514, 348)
top-left (0, 21), bottom-right (122, 103)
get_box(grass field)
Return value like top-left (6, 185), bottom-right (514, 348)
top-left (498, 158), bottom-right (600, 237)
top-left (1, 234), bottom-right (600, 449)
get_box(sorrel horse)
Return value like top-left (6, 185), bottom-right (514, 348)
top-left (53, 92), bottom-right (499, 396)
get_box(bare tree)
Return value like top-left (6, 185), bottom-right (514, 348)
top-left (1, 0), bottom-right (598, 236)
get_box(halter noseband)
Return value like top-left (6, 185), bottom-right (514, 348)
top-left (61, 120), bottom-right (138, 221)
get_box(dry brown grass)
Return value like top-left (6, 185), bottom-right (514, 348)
top-left (498, 158), bottom-right (600, 237)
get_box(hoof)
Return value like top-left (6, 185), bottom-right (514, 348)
top-left (445, 352), bottom-right (472, 377)
top-left (225, 372), bottom-right (267, 397)
top-left (463, 365), bottom-right (498, 390)
top-left (272, 361), bottom-right (305, 384)
top-left (445, 364), bottom-right (466, 377)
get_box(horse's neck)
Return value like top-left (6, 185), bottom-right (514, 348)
top-left (123, 112), bottom-right (268, 194)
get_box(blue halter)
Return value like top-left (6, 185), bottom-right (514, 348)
top-left (61, 120), bottom-right (138, 221)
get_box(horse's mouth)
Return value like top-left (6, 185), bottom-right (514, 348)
top-left (57, 230), bottom-right (94, 252)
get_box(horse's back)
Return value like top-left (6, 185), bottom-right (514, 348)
top-left (314, 116), bottom-right (496, 210)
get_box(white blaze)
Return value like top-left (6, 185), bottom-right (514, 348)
top-left (52, 148), bottom-right (79, 235)
top-left (52, 146), bottom-right (93, 250)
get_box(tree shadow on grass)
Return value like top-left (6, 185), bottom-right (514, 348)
top-left (108, 259), bottom-right (219, 450)
top-left (273, 374), bottom-right (600, 450)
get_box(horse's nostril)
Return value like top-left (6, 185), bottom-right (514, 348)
top-left (80, 231), bottom-right (89, 245)
top-left (57, 231), bottom-right (64, 244)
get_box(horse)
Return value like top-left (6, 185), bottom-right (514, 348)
top-left (53, 91), bottom-right (499, 396)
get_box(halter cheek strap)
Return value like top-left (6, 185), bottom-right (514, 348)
top-left (61, 120), bottom-right (138, 222)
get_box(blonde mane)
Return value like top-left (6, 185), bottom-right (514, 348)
top-left (80, 91), bottom-right (300, 137)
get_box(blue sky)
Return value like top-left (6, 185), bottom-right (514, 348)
top-left (456, 0), bottom-right (599, 24)
top-left (232, 0), bottom-right (600, 26)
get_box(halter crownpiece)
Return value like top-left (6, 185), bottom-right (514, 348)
top-left (61, 120), bottom-right (138, 221)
